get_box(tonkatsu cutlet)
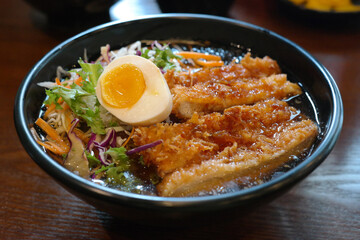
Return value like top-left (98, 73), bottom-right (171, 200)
top-left (133, 99), bottom-right (318, 196)
top-left (171, 74), bottom-right (302, 119)
top-left (165, 53), bottom-right (302, 119)
top-left (165, 53), bottom-right (282, 88)
top-left (158, 118), bottom-right (317, 197)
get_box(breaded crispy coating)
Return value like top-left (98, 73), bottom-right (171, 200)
top-left (171, 74), bottom-right (302, 119)
top-left (132, 53), bottom-right (318, 197)
top-left (133, 99), bottom-right (318, 197)
top-left (165, 53), bottom-right (281, 88)
top-left (165, 53), bottom-right (301, 119)
top-left (240, 52), bottom-right (281, 78)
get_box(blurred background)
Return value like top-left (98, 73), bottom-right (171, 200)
top-left (24, 0), bottom-right (237, 37)
top-left (21, 0), bottom-right (360, 38)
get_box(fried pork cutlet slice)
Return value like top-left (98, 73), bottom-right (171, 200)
top-left (171, 74), bottom-right (302, 119)
top-left (164, 53), bottom-right (301, 119)
top-left (164, 53), bottom-right (281, 88)
top-left (132, 99), bottom-right (318, 197)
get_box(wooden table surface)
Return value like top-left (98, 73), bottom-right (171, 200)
top-left (1, 0), bottom-right (360, 239)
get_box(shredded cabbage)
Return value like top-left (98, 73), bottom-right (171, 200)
top-left (44, 61), bottom-right (107, 134)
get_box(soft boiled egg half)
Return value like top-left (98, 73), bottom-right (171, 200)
top-left (96, 55), bottom-right (172, 126)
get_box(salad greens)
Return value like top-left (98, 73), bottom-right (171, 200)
top-left (76, 60), bottom-right (103, 93)
top-left (141, 45), bottom-right (182, 71)
top-left (41, 42), bottom-right (180, 193)
top-left (88, 147), bottom-right (145, 192)
top-left (44, 61), bottom-right (106, 134)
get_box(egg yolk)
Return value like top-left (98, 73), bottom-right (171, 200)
top-left (101, 63), bottom-right (146, 108)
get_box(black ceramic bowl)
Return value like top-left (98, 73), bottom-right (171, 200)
top-left (14, 14), bottom-right (343, 224)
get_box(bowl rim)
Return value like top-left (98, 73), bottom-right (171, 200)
top-left (14, 13), bottom-right (343, 209)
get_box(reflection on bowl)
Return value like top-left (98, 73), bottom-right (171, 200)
top-left (14, 14), bottom-right (343, 224)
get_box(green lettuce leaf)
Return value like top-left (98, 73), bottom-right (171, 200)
top-left (95, 163), bottom-right (114, 175)
top-left (44, 89), bottom-right (62, 109)
top-left (141, 45), bottom-right (181, 70)
top-left (85, 151), bottom-right (100, 169)
top-left (78, 60), bottom-right (103, 87)
top-left (50, 86), bottom-right (105, 134)
top-left (44, 60), bottom-right (106, 134)
top-left (105, 147), bottom-right (130, 165)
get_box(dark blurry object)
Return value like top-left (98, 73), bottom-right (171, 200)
top-left (157, 0), bottom-right (235, 16)
top-left (25, 0), bottom-right (117, 38)
top-left (278, 0), bottom-right (360, 27)
top-left (24, 0), bottom-right (116, 18)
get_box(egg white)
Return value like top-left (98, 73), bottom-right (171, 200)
top-left (96, 55), bottom-right (173, 126)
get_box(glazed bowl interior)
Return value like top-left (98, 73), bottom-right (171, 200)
top-left (14, 14), bottom-right (342, 222)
